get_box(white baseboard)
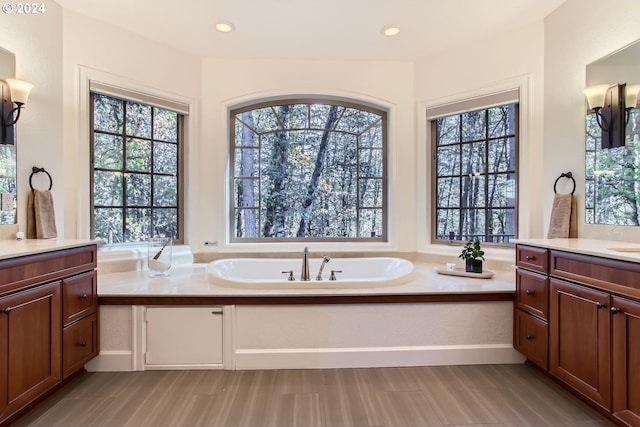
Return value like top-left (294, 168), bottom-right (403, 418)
top-left (85, 351), bottom-right (134, 372)
top-left (234, 344), bottom-right (526, 370)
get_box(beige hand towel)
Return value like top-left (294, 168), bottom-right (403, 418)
top-left (547, 193), bottom-right (577, 238)
top-left (27, 190), bottom-right (57, 239)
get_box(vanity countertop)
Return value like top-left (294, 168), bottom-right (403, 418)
top-left (97, 261), bottom-right (515, 299)
top-left (0, 239), bottom-right (97, 261)
top-left (514, 238), bottom-right (640, 263)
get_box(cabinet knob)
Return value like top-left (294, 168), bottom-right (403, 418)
top-left (611, 307), bottom-right (621, 314)
top-left (0, 307), bottom-right (11, 315)
top-left (80, 294), bottom-right (88, 300)
top-left (525, 289), bottom-right (533, 295)
top-left (525, 255), bottom-right (535, 261)
top-left (525, 335), bottom-right (534, 340)
top-left (78, 341), bottom-right (87, 348)
top-left (595, 302), bottom-right (606, 309)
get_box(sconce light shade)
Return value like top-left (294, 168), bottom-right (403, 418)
top-left (584, 83), bottom-right (625, 149)
top-left (1, 78), bottom-right (34, 144)
top-left (4, 78), bottom-right (33, 105)
top-left (625, 84), bottom-right (640, 110)
top-left (583, 84), bottom-right (609, 110)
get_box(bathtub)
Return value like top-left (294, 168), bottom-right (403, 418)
top-left (206, 257), bottom-right (414, 289)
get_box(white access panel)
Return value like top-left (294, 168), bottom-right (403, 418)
top-left (145, 306), bottom-right (223, 369)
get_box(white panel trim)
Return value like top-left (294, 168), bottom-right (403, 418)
top-left (143, 363), bottom-right (224, 371)
top-left (85, 350), bottom-right (134, 372)
top-left (234, 344), bottom-right (525, 370)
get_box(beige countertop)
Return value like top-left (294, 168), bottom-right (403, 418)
top-left (97, 261), bottom-right (516, 298)
top-left (514, 238), bottom-right (640, 263)
top-left (0, 239), bottom-right (97, 261)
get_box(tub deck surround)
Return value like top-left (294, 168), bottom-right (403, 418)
top-left (93, 254), bottom-right (521, 372)
top-left (97, 261), bottom-right (516, 305)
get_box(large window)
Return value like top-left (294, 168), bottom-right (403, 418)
top-left (432, 103), bottom-right (518, 244)
top-left (230, 99), bottom-right (387, 241)
top-left (91, 93), bottom-right (183, 243)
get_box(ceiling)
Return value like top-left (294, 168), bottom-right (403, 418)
top-left (54, 0), bottom-right (566, 61)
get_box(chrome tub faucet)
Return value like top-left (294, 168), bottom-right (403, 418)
top-left (301, 246), bottom-right (310, 281)
top-left (316, 256), bottom-right (331, 280)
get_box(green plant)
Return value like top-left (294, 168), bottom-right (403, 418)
top-left (459, 240), bottom-right (485, 261)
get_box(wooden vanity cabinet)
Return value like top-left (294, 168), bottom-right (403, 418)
top-left (514, 246), bottom-right (549, 370)
top-left (0, 281), bottom-right (61, 423)
top-left (515, 244), bottom-right (640, 427)
top-left (0, 244), bottom-right (98, 427)
top-left (611, 296), bottom-right (640, 426)
top-left (549, 278), bottom-right (611, 410)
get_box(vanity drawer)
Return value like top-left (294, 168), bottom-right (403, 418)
top-left (516, 245), bottom-right (549, 274)
top-left (516, 269), bottom-right (549, 320)
top-left (62, 271), bottom-right (97, 326)
top-left (514, 309), bottom-right (548, 370)
top-left (63, 312), bottom-right (98, 377)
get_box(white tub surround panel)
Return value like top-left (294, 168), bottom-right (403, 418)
top-left (93, 261), bottom-right (521, 371)
top-left (233, 302), bottom-right (521, 370)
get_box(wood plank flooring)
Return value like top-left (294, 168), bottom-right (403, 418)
top-left (13, 364), bottom-right (614, 427)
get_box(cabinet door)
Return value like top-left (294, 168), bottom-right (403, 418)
top-left (513, 309), bottom-right (548, 369)
top-left (611, 296), bottom-right (640, 426)
top-left (0, 282), bottom-right (62, 422)
top-left (549, 279), bottom-right (611, 410)
top-left (145, 307), bottom-right (223, 368)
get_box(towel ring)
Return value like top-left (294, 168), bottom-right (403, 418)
top-left (553, 171), bottom-right (575, 195)
top-left (29, 166), bottom-right (53, 191)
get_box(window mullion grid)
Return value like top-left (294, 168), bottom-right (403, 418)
top-left (484, 109), bottom-right (490, 242)
top-left (356, 134), bottom-right (361, 237)
top-left (121, 99), bottom-right (128, 241)
top-left (457, 116), bottom-right (463, 240)
top-left (150, 106), bottom-right (156, 237)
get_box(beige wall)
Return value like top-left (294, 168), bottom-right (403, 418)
top-left (0, 1), bottom-right (63, 238)
top-left (544, 0), bottom-right (640, 242)
top-left (414, 20), bottom-right (546, 258)
top-left (61, 9), bottom-right (202, 242)
top-left (199, 58), bottom-right (415, 253)
top-left (3, 0), bottom-right (640, 248)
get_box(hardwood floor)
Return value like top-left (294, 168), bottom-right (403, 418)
top-left (13, 364), bottom-right (614, 427)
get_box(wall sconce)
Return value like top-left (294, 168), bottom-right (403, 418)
top-left (583, 83), bottom-right (627, 149)
top-left (1, 78), bottom-right (34, 145)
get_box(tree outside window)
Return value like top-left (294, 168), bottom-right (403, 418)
top-left (231, 99), bottom-right (387, 241)
top-left (432, 104), bottom-right (518, 244)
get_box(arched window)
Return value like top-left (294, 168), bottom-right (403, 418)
top-left (230, 98), bottom-right (387, 241)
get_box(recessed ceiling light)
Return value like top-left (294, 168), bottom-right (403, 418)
top-left (215, 21), bottom-right (235, 33)
top-left (381, 26), bottom-right (400, 37)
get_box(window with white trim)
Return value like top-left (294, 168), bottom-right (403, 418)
top-left (230, 98), bottom-right (387, 242)
top-left (429, 92), bottom-right (519, 244)
top-left (90, 92), bottom-right (185, 243)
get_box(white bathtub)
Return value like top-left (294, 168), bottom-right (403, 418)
top-left (206, 257), bottom-right (414, 289)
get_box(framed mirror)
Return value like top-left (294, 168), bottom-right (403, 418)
top-left (0, 47), bottom-right (17, 225)
top-left (585, 40), bottom-right (640, 226)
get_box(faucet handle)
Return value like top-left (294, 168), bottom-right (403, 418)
top-left (281, 270), bottom-right (295, 281)
top-left (329, 270), bottom-right (342, 281)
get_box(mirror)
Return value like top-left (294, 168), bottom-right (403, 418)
top-left (585, 40), bottom-right (640, 226)
top-left (0, 47), bottom-right (17, 225)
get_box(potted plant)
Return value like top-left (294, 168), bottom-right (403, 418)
top-left (459, 240), bottom-right (485, 273)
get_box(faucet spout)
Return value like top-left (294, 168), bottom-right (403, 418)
top-left (316, 256), bottom-right (331, 280)
top-left (301, 246), bottom-right (310, 281)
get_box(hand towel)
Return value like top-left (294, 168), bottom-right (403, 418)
top-left (547, 193), bottom-right (576, 238)
top-left (27, 189), bottom-right (57, 239)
